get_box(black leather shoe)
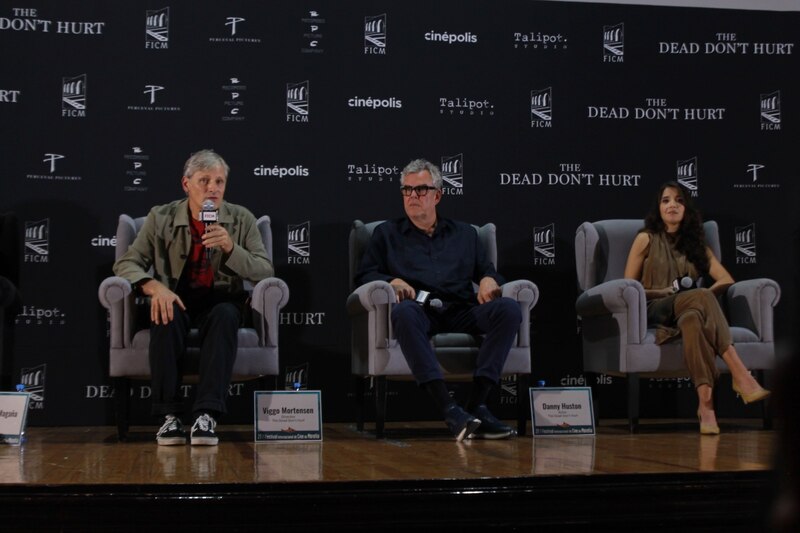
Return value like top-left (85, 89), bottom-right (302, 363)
top-left (468, 404), bottom-right (515, 439)
top-left (444, 405), bottom-right (481, 442)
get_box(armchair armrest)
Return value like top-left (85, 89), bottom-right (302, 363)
top-left (346, 280), bottom-right (397, 316)
top-left (251, 277), bottom-right (290, 348)
top-left (576, 278), bottom-right (647, 344)
top-left (725, 278), bottom-right (781, 342)
top-left (98, 276), bottom-right (134, 350)
top-left (501, 279), bottom-right (539, 347)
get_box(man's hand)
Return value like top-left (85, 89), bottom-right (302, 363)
top-left (141, 279), bottom-right (186, 325)
top-left (390, 278), bottom-right (416, 301)
top-left (202, 223), bottom-right (234, 254)
top-left (477, 276), bottom-right (501, 304)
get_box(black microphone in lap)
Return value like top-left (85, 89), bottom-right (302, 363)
top-left (200, 199), bottom-right (218, 261)
top-left (415, 289), bottom-right (443, 309)
top-left (672, 274), bottom-right (697, 293)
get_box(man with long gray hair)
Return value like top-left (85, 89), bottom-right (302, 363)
top-left (114, 149), bottom-right (273, 446)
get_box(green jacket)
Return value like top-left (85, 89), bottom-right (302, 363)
top-left (113, 198), bottom-right (273, 294)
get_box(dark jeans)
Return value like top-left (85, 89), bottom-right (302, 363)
top-left (149, 301), bottom-right (240, 417)
top-left (391, 297), bottom-right (522, 385)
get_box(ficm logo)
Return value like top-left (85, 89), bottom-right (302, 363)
top-left (440, 154), bottom-right (464, 195)
top-left (676, 157), bottom-right (699, 195)
top-left (735, 224), bottom-right (757, 264)
top-left (288, 221), bottom-right (310, 264)
top-left (364, 14), bottom-right (387, 54)
top-left (62, 74), bottom-right (87, 117)
top-left (533, 224), bottom-right (556, 265)
top-left (286, 81), bottom-right (310, 122)
top-left (24, 219), bottom-right (49, 263)
top-left (20, 364), bottom-right (46, 409)
top-left (145, 7), bottom-right (169, 49)
top-left (531, 88), bottom-right (552, 127)
top-left (284, 363), bottom-right (310, 390)
top-left (603, 23), bottom-right (624, 62)
top-left (760, 91), bottom-right (781, 131)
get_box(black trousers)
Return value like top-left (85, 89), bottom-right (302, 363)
top-left (148, 301), bottom-right (240, 417)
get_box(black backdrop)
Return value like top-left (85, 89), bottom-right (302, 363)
top-left (1, 1), bottom-right (797, 426)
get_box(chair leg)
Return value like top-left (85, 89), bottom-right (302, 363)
top-left (114, 377), bottom-right (131, 442)
top-left (374, 376), bottom-right (387, 439)
top-left (627, 373), bottom-right (640, 433)
top-left (516, 374), bottom-right (530, 436)
top-left (354, 376), bottom-right (365, 432)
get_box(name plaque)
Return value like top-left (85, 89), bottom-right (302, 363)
top-left (0, 392), bottom-right (31, 446)
top-left (530, 386), bottom-right (595, 437)
top-left (254, 390), bottom-right (323, 442)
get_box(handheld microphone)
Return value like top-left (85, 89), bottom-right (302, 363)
top-left (672, 275), bottom-right (696, 293)
top-left (200, 200), bottom-right (218, 260)
top-left (415, 290), bottom-right (443, 309)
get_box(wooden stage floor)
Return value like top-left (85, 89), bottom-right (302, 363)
top-left (0, 419), bottom-right (781, 531)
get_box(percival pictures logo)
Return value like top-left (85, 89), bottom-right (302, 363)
top-left (301, 10), bottom-right (325, 54)
top-left (26, 153), bottom-right (82, 182)
top-left (676, 157), bottom-right (699, 196)
top-left (127, 84), bottom-right (181, 112)
top-left (24, 219), bottom-right (49, 263)
top-left (760, 91), bottom-right (781, 131)
top-left (735, 163), bottom-right (780, 190)
top-left (286, 81), bottom-right (309, 122)
top-left (208, 16), bottom-right (261, 44)
top-left (440, 154), bottom-right (464, 195)
top-left (0, 7), bottom-right (105, 35)
top-left (145, 7), bottom-right (169, 49)
top-left (364, 14), bottom-right (387, 54)
top-left (62, 74), bottom-right (86, 117)
top-left (530, 88), bottom-right (552, 128)
top-left (533, 224), bottom-right (556, 265)
top-left (20, 364), bottom-right (46, 409)
top-left (288, 222), bottom-right (310, 264)
top-left (124, 146), bottom-right (148, 191)
top-left (735, 224), bottom-right (757, 264)
top-left (222, 77), bottom-right (246, 121)
top-left (603, 23), bottom-right (624, 62)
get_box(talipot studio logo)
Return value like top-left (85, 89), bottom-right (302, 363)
top-left (301, 10), bottom-right (325, 54)
top-left (124, 146), bottom-right (148, 191)
top-left (603, 23), bottom-right (624, 62)
top-left (286, 81), bottom-right (310, 123)
top-left (760, 91), bottom-right (781, 131)
top-left (208, 15), bottom-right (261, 44)
top-left (222, 77), bottom-right (246, 121)
top-left (533, 224), bottom-right (556, 266)
top-left (62, 74), bottom-right (86, 118)
top-left (145, 7), bottom-right (169, 49)
top-left (1, 7), bottom-right (105, 35)
top-left (734, 163), bottom-right (780, 190)
top-left (284, 363), bottom-right (310, 390)
top-left (530, 88), bottom-right (552, 128)
top-left (439, 96), bottom-right (494, 117)
top-left (20, 364), bottom-right (46, 410)
top-left (24, 219), bottom-right (49, 263)
top-left (346, 162), bottom-right (399, 184)
top-left (127, 84), bottom-right (181, 112)
top-left (364, 14), bottom-right (387, 54)
top-left (735, 224), bottom-right (757, 264)
top-left (440, 154), bottom-right (464, 196)
top-left (288, 222), bottom-right (311, 264)
top-left (16, 305), bottom-right (66, 326)
top-left (513, 28), bottom-right (568, 50)
top-left (676, 157), bottom-right (699, 196)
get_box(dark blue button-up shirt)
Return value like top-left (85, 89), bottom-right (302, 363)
top-left (355, 217), bottom-right (503, 304)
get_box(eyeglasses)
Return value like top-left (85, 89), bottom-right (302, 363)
top-left (400, 185), bottom-right (438, 197)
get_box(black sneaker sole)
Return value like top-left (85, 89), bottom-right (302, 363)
top-left (191, 436), bottom-right (219, 446)
top-left (157, 437), bottom-right (187, 446)
top-left (455, 419), bottom-right (482, 442)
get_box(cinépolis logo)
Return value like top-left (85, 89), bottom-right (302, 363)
top-left (735, 224), bottom-right (757, 264)
top-left (62, 74), bottom-right (86, 118)
top-left (425, 30), bottom-right (478, 45)
top-left (145, 7), bottom-right (169, 49)
top-left (440, 154), bottom-right (464, 195)
top-left (364, 14), bottom-right (387, 54)
top-left (603, 22), bottom-right (624, 63)
top-left (254, 164), bottom-right (309, 178)
top-left (287, 221), bottom-right (310, 264)
top-left (348, 95), bottom-right (402, 110)
top-left (533, 224), bottom-right (556, 265)
top-left (286, 81), bottom-right (310, 122)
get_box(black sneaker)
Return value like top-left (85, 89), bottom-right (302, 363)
top-left (156, 415), bottom-right (187, 446)
top-left (190, 413), bottom-right (219, 446)
top-left (444, 405), bottom-right (481, 442)
top-left (468, 404), bottom-right (515, 439)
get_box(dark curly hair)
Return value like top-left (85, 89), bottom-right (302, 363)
top-left (642, 181), bottom-right (710, 275)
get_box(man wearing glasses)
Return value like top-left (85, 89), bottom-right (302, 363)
top-left (356, 158), bottom-right (521, 441)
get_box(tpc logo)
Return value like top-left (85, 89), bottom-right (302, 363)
top-left (533, 224), bottom-right (556, 265)
top-left (364, 14), bottom-right (387, 54)
top-left (603, 23), bottom-right (624, 63)
top-left (24, 219), bottom-right (49, 263)
top-left (288, 222), bottom-right (310, 264)
top-left (676, 157), bottom-right (699, 196)
top-left (286, 81), bottom-right (310, 122)
top-left (440, 154), bottom-right (464, 195)
top-left (145, 7), bottom-right (169, 49)
top-left (735, 224), bottom-right (757, 264)
top-left (62, 74), bottom-right (86, 117)
top-left (760, 91), bottom-right (781, 131)
top-left (531, 88), bottom-right (552, 128)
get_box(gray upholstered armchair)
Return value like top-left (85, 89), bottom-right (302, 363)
top-left (347, 219), bottom-right (539, 438)
top-left (575, 219), bottom-right (780, 431)
top-left (98, 213), bottom-right (289, 440)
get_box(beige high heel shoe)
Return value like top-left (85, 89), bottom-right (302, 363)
top-left (732, 382), bottom-right (771, 405)
top-left (697, 410), bottom-right (720, 435)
